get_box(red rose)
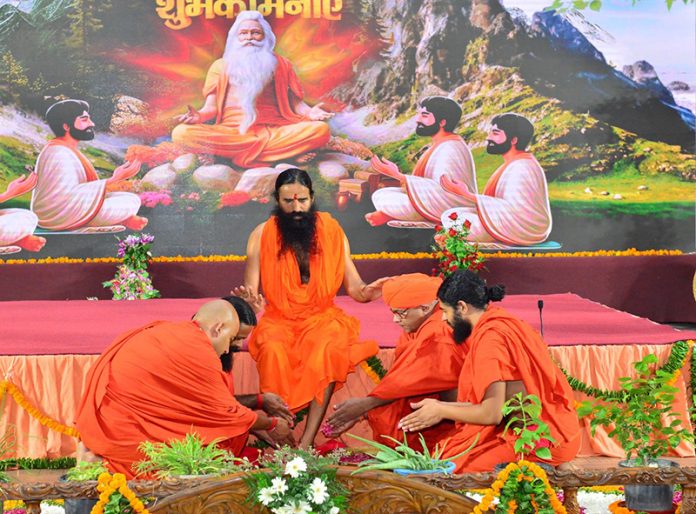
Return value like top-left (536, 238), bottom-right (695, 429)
top-left (434, 225), bottom-right (442, 232)
top-left (448, 228), bottom-right (457, 237)
top-left (464, 220), bottom-right (472, 229)
top-left (448, 212), bottom-right (458, 220)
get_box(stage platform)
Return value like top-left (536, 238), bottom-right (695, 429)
top-left (1, 293), bottom-right (695, 460)
top-left (1, 254), bottom-right (695, 323)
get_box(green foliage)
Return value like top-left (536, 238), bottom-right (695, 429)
top-left (245, 447), bottom-right (348, 514)
top-left (577, 353), bottom-right (695, 466)
top-left (546, 0), bottom-right (693, 11)
top-left (0, 456), bottom-right (76, 470)
top-left (497, 462), bottom-right (558, 514)
top-left (348, 432), bottom-right (478, 473)
top-left (502, 394), bottom-right (556, 461)
top-left (65, 460), bottom-right (108, 481)
top-left (134, 433), bottom-right (240, 478)
top-left (370, 133), bottom-right (431, 174)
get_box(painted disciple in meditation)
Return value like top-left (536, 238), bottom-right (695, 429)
top-left (398, 270), bottom-right (581, 473)
top-left (76, 298), bottom-right (294, 477)
top-left (365, 96), bottom-right (476, 227)
top-left (0, 173), bottom-right (45, 253)
top-left (172, 10), bottom-right (332, 168)
top-left (32, 100), bottom-right (146, 232)
top-left (327, 273), bottom-right (465, 450)
top-left (232, 168), bottom-right (389, 449)
top-left (440, 113), bottom-right (552, 247)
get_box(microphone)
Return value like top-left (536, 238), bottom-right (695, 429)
top-left (537, 299), bottom-right (544, 339)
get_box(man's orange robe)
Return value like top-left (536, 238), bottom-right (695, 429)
top-left (248, 212), bottom-right (378, 411)
top-left (440, 307), bottom-right (581, 472)
top-left (76, 321), bottom-right (257, 478)
top-left (367, 308), bottom-right (464, 449)
top-left (171, 55), bottom-right (330, 168)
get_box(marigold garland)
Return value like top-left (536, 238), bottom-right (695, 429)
top-left (91, 472), bottom-right (150, 514)
top-left (472, 460), bottom-right (567, 514)
top-left (0, 380), bottom-right (79, 438)
top-left (0, 248), bottom-right (683, 265)
top-left (359, 360), bottom-right (382, 385)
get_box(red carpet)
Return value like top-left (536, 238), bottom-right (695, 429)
top-left (2, 293), bottom-right (694, 356)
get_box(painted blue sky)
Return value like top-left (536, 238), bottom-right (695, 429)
top-left (504, 0), bottom-right (695, 76)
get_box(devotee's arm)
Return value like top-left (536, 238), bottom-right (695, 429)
top-left (237, 392), bottom-right (294, 424)
top-left (398, 381), bottom-right (506, 432)
top-left (232, 224), bottom-right (266, 312)
top-left (0, 173), bottom-right (37, 202)
top-left (342, 236), bottom-right (390, 303)
top-left (328, 396), bottom-right (392, 435)
top-left (441, 175), bottom-right (477, 205)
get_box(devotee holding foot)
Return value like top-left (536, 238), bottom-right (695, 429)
top-left (0, 172), bottom-right (45, 253)
top-left (327, 273), bottom-right (465, 449)
top-left (172, 10), bottom-right (332, 168)
top-left (398, 270), bottom-right (580, 472)
top-left (233, 168), bottom-right (388, 448)
top-left (440, 113), bottom-right (552, 247)
top-left (365, 96), bottom-right (476, 227)
top-left (32, 99), bottom-right (146, 232)
top-left (76, 298), bottom-right (294, 477)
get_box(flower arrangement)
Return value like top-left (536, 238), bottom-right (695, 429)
top-left (473, 393), bottom-right (566, 514)
top-left (245, 447), bottom-right (348, 514)
top-left (576, 353), bottom-right (694, 466)
top-left (91, 472), bottom-right (149, 514)
top-left (65, 461), bottom-right (109, 481)
top-left (103, 234), bottom-right (160, 300)
top-left (432, 212), bottom-right (485, 277)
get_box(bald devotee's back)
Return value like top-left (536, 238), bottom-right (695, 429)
top-left (76, 319), bottom-right (257, 477)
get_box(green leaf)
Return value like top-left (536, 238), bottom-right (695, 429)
top-left (535, 447), bottom-right (553, 460)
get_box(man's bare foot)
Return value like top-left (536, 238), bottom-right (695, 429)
top-left (297, 439), bottom-right (313, 450)
top-left (16, 235), bottom-right (46, 252)
top-left (364, 211), bottom-right (394, 227)
top-left (295, 152), bottom-right (316, 164)
top-left (123, 215), bottom-right (148, 231)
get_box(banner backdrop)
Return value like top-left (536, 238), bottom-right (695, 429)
top-left (0, 0), bottom-right (693, 258)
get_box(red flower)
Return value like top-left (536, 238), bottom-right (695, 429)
top-left (448, 228), bottom-right (457, 237)
top-left (448, 212), bottom-right (458, 220)
top-left (434, 224), bottom-right (442, 232)
top-left (464, 220), bottom-right (472, 229)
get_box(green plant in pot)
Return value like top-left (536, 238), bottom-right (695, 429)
top-left (133, 432), bottom-right (241, 479)
top-left (347, 432), bottom-right (477, 476)
top-left (577, 353), bottom-right (694, 512)
top-left (63, 461), bottom-right (109, 514)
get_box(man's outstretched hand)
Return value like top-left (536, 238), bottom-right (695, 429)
top-left (370, 156), bottom-right (404, 182)
top-left (307, 102), bottom-right (334, 121)
top-left (231, 285), bottom-right (266, 314)
top-left (175, 105), bottom-right (202, 124)
top-left (260, 393), bottom-right (294, 425)
top-left (109, 160), bottom-right (142, 183)
top-left (327, 398), bottom-right (369, 437)
top-left (360, 276), bottom-right (392, 302)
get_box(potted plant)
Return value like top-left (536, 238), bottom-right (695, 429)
top-left (577, 353), bottom-right (694, 512)
top-left (346, 432), bottom-right (477, 476)
top-left (244, 447), bottom-right (348, 514)
top-left (473, 393), bottom-right (568, 514)
top-left (62, 461), bottom-right (109, 514)
top-left (133, 432), bottom-right (241, 479)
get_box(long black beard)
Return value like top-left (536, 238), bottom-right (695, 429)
top-left (415, 121), bottom-right (439, 137)
top-left (273, 204), bottom-right (318, 258)
top-left (70, 126), bottom-right (95, 141)
top-left (450, 314), bottom-right (473, 344)
top-left (220, 347), bottom-right (242, 373)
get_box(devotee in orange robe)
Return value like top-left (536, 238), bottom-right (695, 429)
top-left (233, 168), bottom-right (388, 448)
top-left (76, 298), bottom-right (294, 477)
top-left (399, 270), bottom-right (581, 472)
top-left (172, 11), bottom-right (331, 168)
top-left (327, 273), bottom-right (465, 450)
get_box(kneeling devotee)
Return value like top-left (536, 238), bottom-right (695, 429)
top-left (234, 168), bottom-right (388, 449)
top-left (76, 298), bottom-right (294, 477)
top-left (399, 270), bottom-right (580, 472)
top-left (327, 273), bottom-right (465, 449)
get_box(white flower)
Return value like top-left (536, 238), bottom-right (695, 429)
top-left (271, 476), bottom-right (288, 494)
top-left (272, 506), bottom-right (293, 514)
top-left (288, 500), bottom-right (312, 514)
top-left (284, 456), bottom-right (307, 478)
top-left (309, 476), bottom-right (329, 505)
top-left (40, 506), bottom-right (66, 514)
top-left (329, 507), bottom-right (340, 514)
top-left (258, 487), bottom-right (276, 506)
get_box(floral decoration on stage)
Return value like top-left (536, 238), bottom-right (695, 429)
top-left (245, 447), bottom-right (348, 514)
top-left (103, 234), bottom-right (160, 300)
top-left (91, 472), bottom-right (149, 514)
top-left (473, 394), bottom-right (566, 514)
top-left (432, 213), bottom-right (485, 278)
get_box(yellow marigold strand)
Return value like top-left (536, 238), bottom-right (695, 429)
top-left (0, 380), bottom-right (80, 438)
top-left (0, 248), bottom-right (682, 265)
top-left (358, 361), bottom-right (381, 385)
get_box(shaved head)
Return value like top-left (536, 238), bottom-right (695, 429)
top-left (193, 299), bottom-right (241, 356)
